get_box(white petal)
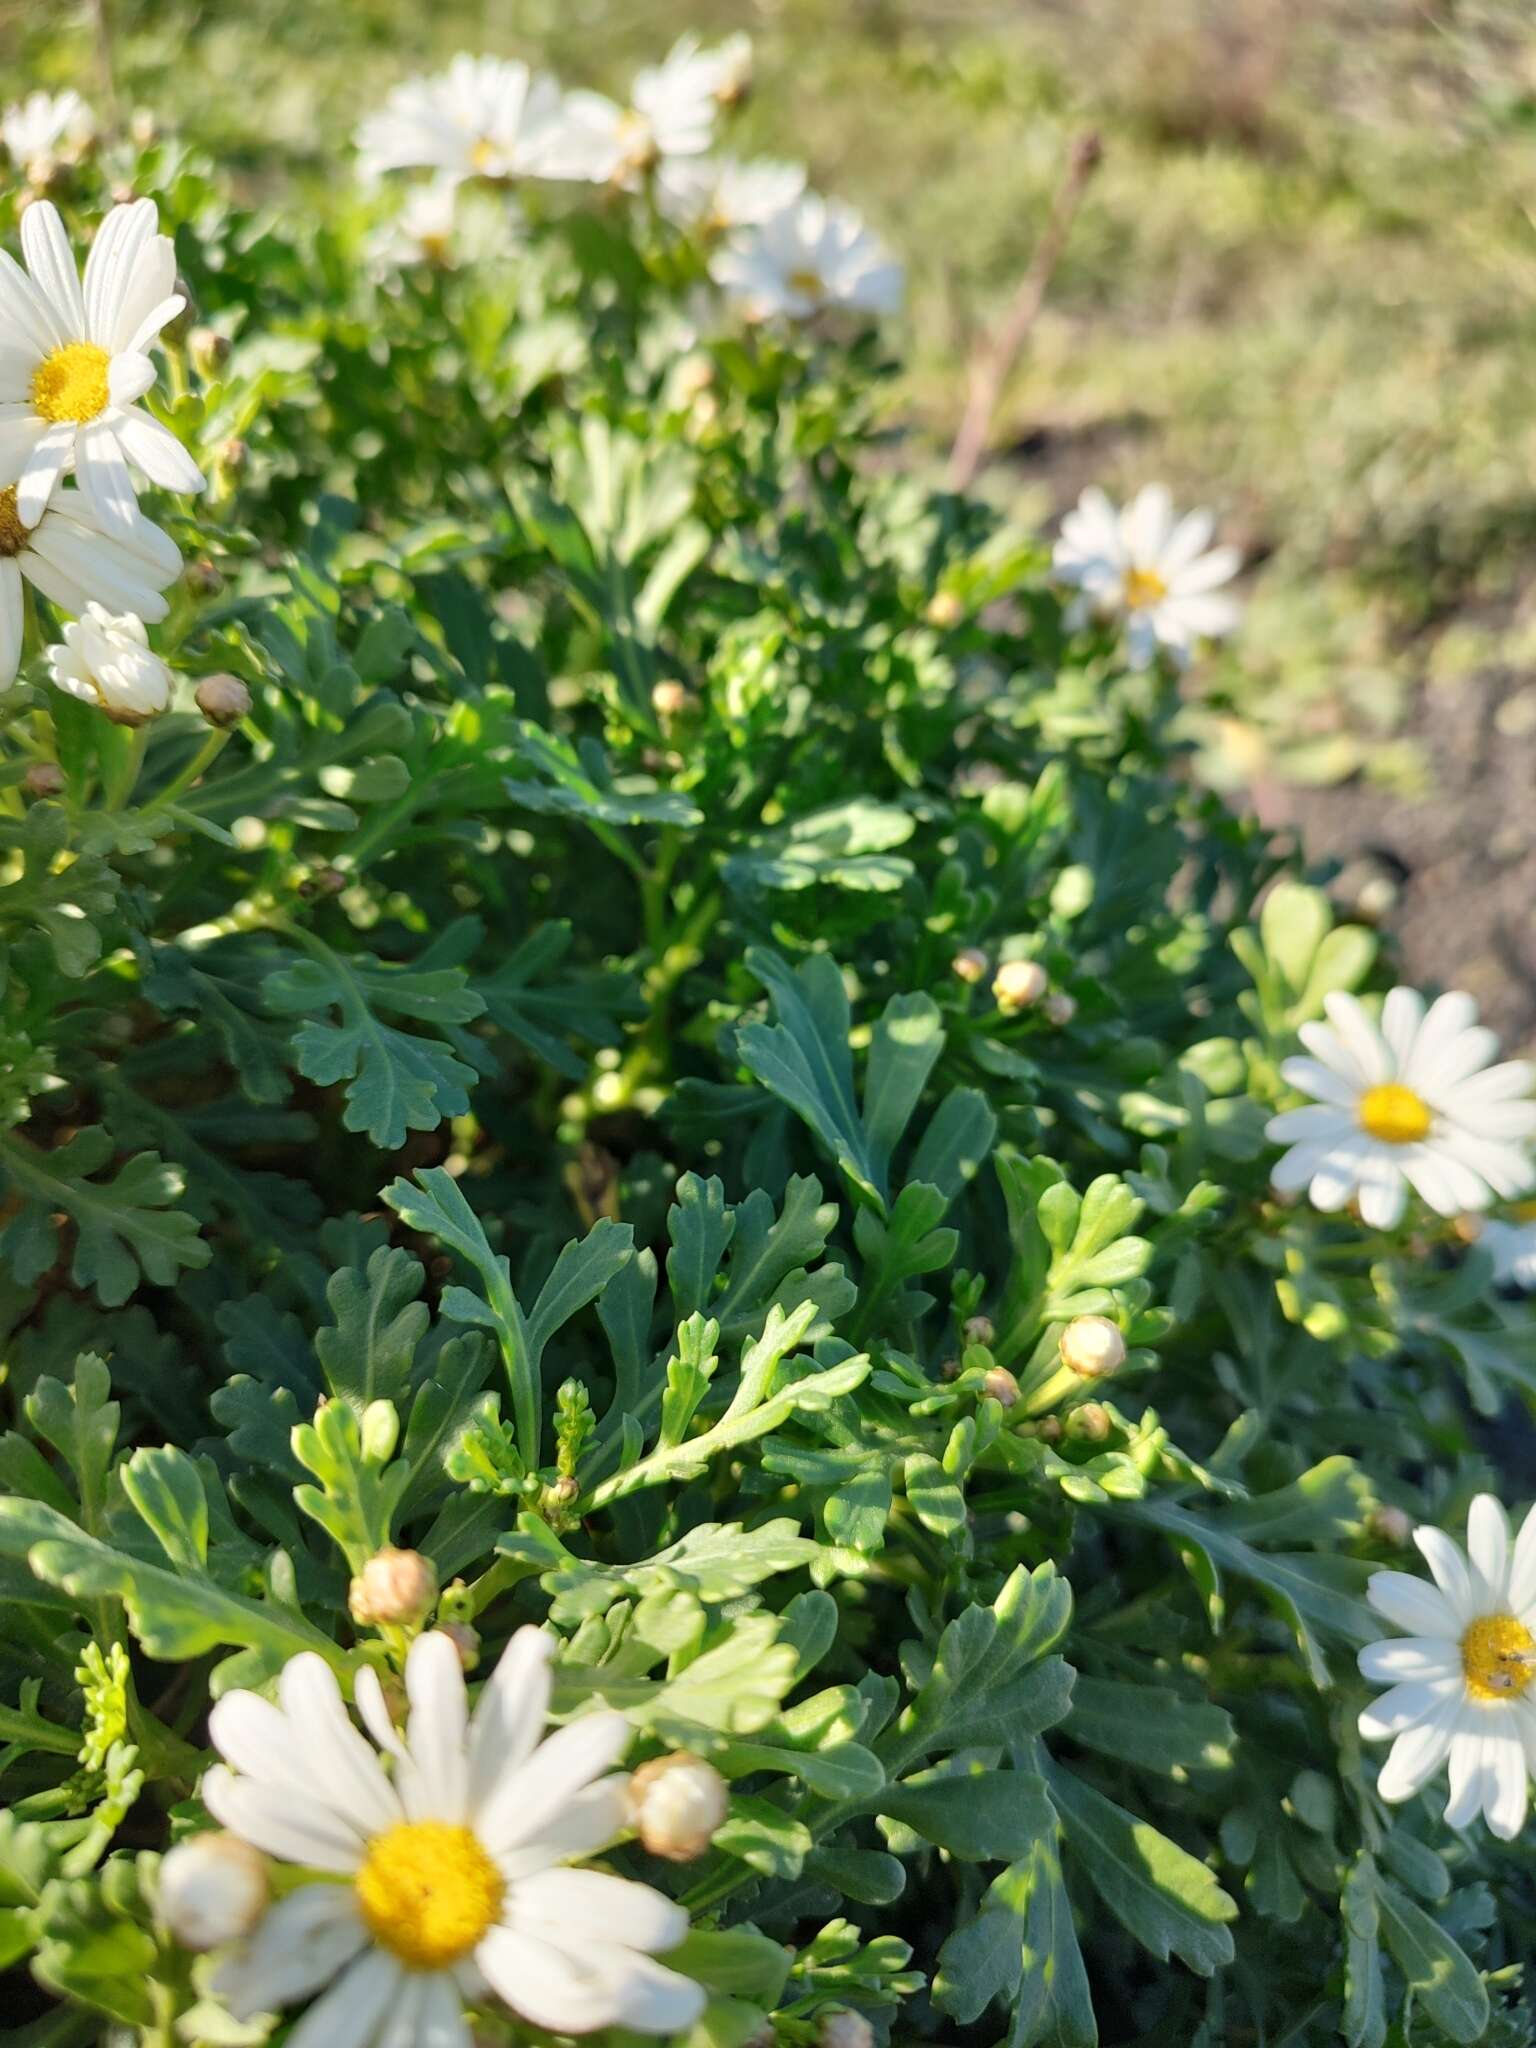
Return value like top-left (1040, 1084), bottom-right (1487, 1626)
top-left (121, 290), bottom-right (185, 358)
top-left (1484, 1729), bottom-right (1529, 1839)
top-left (82, 199), bottom-right (156, 349)
top-left (109, 227), bottom-right (177, 357)
top-left (1358, 1636), bottom-right (1461, 1685)
top-left (0, 558), bottom-right (22, 686)
top-left (476, 1926), bottom-right (625, 2033)
top-left (354, 1664), bottom-right (408, 1759)
top-left (74, 418), bottom-right (140, 537)
top-left (21, 200), bottom-right (85, 336)
top-left (1169, 543), bottom-right (1241, 595)
top-left (1267, 1104), bottom-right (1354, 1144)
top-left (200, 1764), bottom-right (366, 1872)
top-left (108, 351), bottom-right (156, 406)
top-left (476, 1712), bottom-right (632, 1856)
top-left (403, 1630), bottom-right (470, 1822)
top-left (1511, 1503), bottom-right (1536, 1616)
top-left (16, 421), bottom-right (75, 527)
top-left (1466, 1495), bottom-right (1511, 1607)
top-left (1367, 1570), bottom-right (1458, 1638)
top-left (279, 1654), bottom-right (404, 1835)
top-left (1358, 1679), bottom-right (1459, 1741)
top-left (1375, 1695), bottom-right (1460, 1801)
top-left (467, 1626), bottom-right (553, 1816)
top-left (0, 246), bottom-right (67, 356)
top-left (1122, 483), bottom-right (1173, 563)
top-left (286, 1949), bottom-right (404, 2048)
top-left (1277, 1055), bottom-right (1360, 1109)
top-left (509, 1869), bottom-right (688, 1954)
top-left (112, 406), bottom-right (205, 492)
top-left (1401, 991), bottom-right (1481, 1091)
top-left (1356, 1153), bottom-right (1409, 1230)
top-left (1413, 1527), bottom-right (1479, 1623)
top-left (1321, 992), bottom-right (1391, 1087)
top-left (213, 1885), bottom-right (368, 2021)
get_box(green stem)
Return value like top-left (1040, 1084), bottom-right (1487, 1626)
top-left (138, 728), bottom-right (228, 817)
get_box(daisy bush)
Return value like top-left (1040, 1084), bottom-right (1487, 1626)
top-left (1, 36), bottom-right (1535, 2048)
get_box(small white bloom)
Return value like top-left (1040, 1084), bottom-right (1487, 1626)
top-left (160, 1833), bottom-right (268, 1951)
top-left (0, 481), bottom-right (180, 688)
top-left (1267, 987), bottom-right (1536, 1229)
top-left (0, 198), bottom-right (205, 535)
top-left (1475, 1211), bottom-right (1536, 1291)
top-left (1359, 1494), bottom-right (1536, 1840)
top-left (2, 90), bottom-right (94, 175)
top-left (204, 1628), bottom-right (707, 2044)
top-left (657, 155), bottom-right (806, 237)
top-left (711, 193), bottom-right (903, 322)
top-left (626, 1752), bottom-right (728, 1861)
top-left (993, 959), bottom-right (1047, 1010)
top-left (46, 602), bottom-right (172, 724)
top-left (1058, 1315), bottom-right (1126, 1380)
top-left (1052, 484), bottom-right (1241, 668)
top-left (540, 35), bottom-right (728, 189)
top-left (704, 33), bottom-right (754, 107)
top-left (355, 56), bottom-right (569, 187)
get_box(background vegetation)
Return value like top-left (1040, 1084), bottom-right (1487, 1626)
top-left (9, 0), bottom-right (1536, 1030)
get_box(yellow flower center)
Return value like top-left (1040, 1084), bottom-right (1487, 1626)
top-left (787, 267), bottom-right (824, 302)
top-left (615, 112), bottom-right (659, 176)
top-left (0, 486), bottom-right (26, 557)
top-left (1358, 1081), bottom-right (1433, 1146)
top-left (31, 341), bottom-right (111, 424)
top-left (1123, 566), bottom-right (1168, 610)
top-left (355, 1822), bottom-right (503, 1969)
top-left (1461, 1613), bottom-right (1536, 1702)
top-left (469, 138), bottom-right (497, 174)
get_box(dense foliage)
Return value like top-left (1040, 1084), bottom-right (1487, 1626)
top-left (1, 80), bottom-right (1534, 2048)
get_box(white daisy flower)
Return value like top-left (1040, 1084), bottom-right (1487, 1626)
top-left (1479, 1211), bottom-right (1536, 1290)
top-left (0, 480), bottom-right (180, 688)
top-left (1266, 987), bottom-right (1536, 1229)
top-left (704, 32), bottom-right (754, 108)
top-left (354, 56), bottom-right (569, 188)
top-left (2, 90), bottom-right (94, 177)
top-left (365, 180), bottom-right (515, 276)
top-left (1052, 483), bottom-right (1242, 668)
top-left (540, 35), bottom-right (726, 190)
top-left (0, 198), bottom-right (205, 536)
top-left (710, 193), bottom-right (904, 322)
top-left (657, 155), bottom-right (806, 238)
top-left (202, 1628), bottom-right (707, 2045)
top-left (46, 602), bottom-right (172, 725)
top-left (1359, 1494), bottom-right (1536, 1839)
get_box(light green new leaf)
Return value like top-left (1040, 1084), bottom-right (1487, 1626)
top-left (1376, 1879), bottom-right (1489, 2044)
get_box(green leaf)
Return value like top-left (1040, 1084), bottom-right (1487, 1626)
top-left (315, 1246), bottom-right (430, 1409)
top-left (886, 1565), bottom-right (1075, 1767)
top-left (1376, 1879), bottom-right (1490, 2044)
top-left (880, 1767), bottom-right (1059, 1861)
top-left (713, 1797), bottom-right (813, 1877)
top-left (738, 950), bottom-right (880, 1205)
top-left (1044, 1762), bottom-right (1236, 1976)
top-left (293, 1398), bottom-right (409, 1571)
top-left (504, 721), bottom-right (703, 830)
top-left (1341, 1853), bottom-right (1387, 2048)
top-left (24, 1354), bottom-right (119, 1529)
top-left (0, 1127), bottom-right (208, 1308)
top-left (1063, 1678), bottom-right (1234, 1775)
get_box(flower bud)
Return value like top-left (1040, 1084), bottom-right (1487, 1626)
top-left (1034, 1415), bottom-right (1064, 1443)
top-left (46, 606), bottom-right (171, 726)
top-left (651, 678), bottom-right (694, 720)
top-left (925, 589), bottom-right (964, 629)
top-left (188, 326), bottom-right (231, 377)
top-left (217, 436), bottom-right (249, 477)
top-left (440, 1620), bottom-right (481, 1670)
top-left (962, 1314), bottom-right (995, 1347)
top-left (1067, 1401), bottom-right (1112, 1442)
top-left (951, 947), bottom-right (988, 985)
top-left (23, 762), bottom-right (65, 799)
top-left (1059, 1315), bottom-right (1126, 1380)
top-left (159, 1832), bottom-right (268, 1950)
top-left (130, 109), bottom-right (160, 150)
top-left (819, 2011), bottom-right (874, 2048)
top-left (1370, 1505), bottom-right (1413, 1547)
top-left (1042, 991), bottom-right (1077, 1026)
top-left (348, 1547), bottom-right (438, 1629)
top-left (982, 1365), bottom-right (1019, 1409)
top-left (195, 673), bottom-right (253, 728)
top-left (626, 1752), bottom-right (728, 1861)
top-left (993, 959), bottom-right (1048, 1011)
top-left (674, 355), bottom-right (715, 403)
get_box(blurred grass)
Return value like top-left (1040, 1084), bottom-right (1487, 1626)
top-left (11, 0), bottom-right (1536, 787)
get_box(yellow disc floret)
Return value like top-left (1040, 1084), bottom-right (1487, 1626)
top-left (787, 268), bottom-right (825, 302)
top-left (1122, 566), bottom-right (1168, 610)
top-left (1358, 1082), bottom-right (1433, 1146)
top-left (0, 486), bottom-right (26, 557)
top-left (31, 342), bottom-right (111, 424)
top-left (1461, 1613), bottom-right (1536, 1702)
top-left (355, 1821), bottom-right (503, 1969)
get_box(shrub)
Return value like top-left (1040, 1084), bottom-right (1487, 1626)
top-left (0, 48), bottom-right (1534, 2048)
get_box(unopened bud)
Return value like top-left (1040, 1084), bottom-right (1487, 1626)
top-left (1059, 1315), bottom-right (1126, 1380)
top-left (217, 436), bottom-right (248, 476)
top-left (982, 1366), bottom-right (1019, 1410)
top-left (546, 1474), bottom-right (580, 1508)
top-left (651, 679), bottom-right (694, 720)
top-left (1042, 991), bottom-right (1077, 1026)
top-left (194, 673), bottom-right (252, 728)
top-left (23, 762), bottom-right (65, 799)
top-left (674, 355), bottom-right (715, 403)
top-left (951, 947), bottom-right (988, 985)
top-left (925, 590), bottom-right (964, 629)
top-left (627, 1752), bottom-right (728, 1861)
top-left (186, 557), bottom-right (223, 595)
top-left (1067, 1401), bottom-right (1111, 1442)
top-left (819, 2011), bottom-right (874, 2048)
top-left (440, 1620), bottom-right (481, 1670)
top-left (189, 326), bottom-right (231, 377)
top-left (164, 278), bottom-right (199, 343)
top-left (159, 1832), bottom-right (268, 1951)
top-left (348, 1547), bottom-right (438, 1629)
top-left (963, 1315), bottom-right (995, 1348)
top-left (993, 959), bottom-right (1048, 1011)
top-left (1034, 1415), bottom-right (1064, 1443)
top-left (130, 109), bottom-right (160, 150)
top-left (1370, 1505), bottom-right (1413, 1547)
